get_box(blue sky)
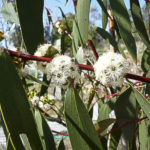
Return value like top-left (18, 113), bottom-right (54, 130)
top-left (44, 0), bottom-right (146, 25)
top-left (44, 0), bottom-right (145, 16)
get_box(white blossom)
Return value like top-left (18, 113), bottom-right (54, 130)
top-left (30, 96), bottom-right (39, 105)
top-left (55, 21), bottom-right (61, 28)
top-left (94, 52), bottom-right (130, 87)
top-left (55, 21), bottom-right (64, 34)
top-left (46, 55), bottom-right (79, 88)
top-left (34, 44), bottom-right (52, 57)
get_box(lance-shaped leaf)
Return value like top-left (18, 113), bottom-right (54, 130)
top-left (132, 86), bottom-right (150, 120)
top-left (139, 115), bottom-right (148, 150)
top-left (72, 0), bottom-right (91, 56)
top-left (65, 87), bottom-right (103, 150)
top-left (76, 0), bottom-right (91, 43)
top-left (15, 0), bottom-right (44, 54)
top-left (130, 0), bottom-right (150, 48)
top-left (141, 48), bottom-right (150, 73)
top-left (94, 26), bottom-right (118, 50)
top-left (0, 52), bottom-right (43, 149)
top-left (35, 109), bottom-right (56, 150)
top-left (109, 0), bottom-right (137, 62)
top-left (114, 87), bottom-right (137, 141)
top-left (109, 123), bottom-right (121, 150)
top-left (102, 0), bottom-right (108, 29)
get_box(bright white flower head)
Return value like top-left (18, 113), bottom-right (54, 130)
top-left (30, 96), bottom-right (39, 105)
top-left (55, 21), bottom-right (64, 34)
top-left (34, 44), bottom-right (52, 57)
top-left (94, 52), bottom-right (130, 87)
top-left (46, 55), bottom-right (79, 88)
top-left (55, 21), bottom-right (61, 28)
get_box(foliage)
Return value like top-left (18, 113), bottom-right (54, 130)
top-left (0, 0), bottom-right (150, 150)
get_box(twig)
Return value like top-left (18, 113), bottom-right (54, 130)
top-left (52, 130), bottom-right (68, 136)
top-left (88, 40), bottom-right (99, 60)
top-left (99, 116), bottom-right (147, 140)
top-left (4, 48), bottom-right (150, 83)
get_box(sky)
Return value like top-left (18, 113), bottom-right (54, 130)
top-left (44, 0), bottom-right (146, 26)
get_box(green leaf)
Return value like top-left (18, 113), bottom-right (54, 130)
top-left (130, 0), bottom-right (150, 48)
top-left (114, 87), bottom-right (137, 141)
top-left (109, 123), bottom-right (121, 150)
top-left (58, 139), bottom-right (66, 150)
top-left (45, 7), bottom-right (53, 24)
top-left (95, 118), bottom-right (116, 134)
top-left (141, 48), bottom-right (150, 73)
top-left (76, 0), bottom-right (91, 43)
top-left (15, 0), bottom-right (44, 54)
top-left (132, 86), bottom-right (150, 120)
top-left (0, 52), bottom-right (43, 149)
top-left (25, 74), bottom-right (48, 87)
top-left (98, 97), bottom-right (117, 122)
top-left (139, 115), bottom-right (148, 150)
top-left (102, 0), bottom-right (107, 29)
top-left (65, 86), bottom-right (104, 150)
top-left (35, 109), bottom-right (56, 150)
top-left (20, 134), bottom-right (32, 150)
top-left (94, 26), bottom-right (118, 50)
top-left (97, 0), bottom-right (110, 20)
top-left (109, 0), bottom-right (137, 62)
top-left (1, 0), bottom-right (19, 24)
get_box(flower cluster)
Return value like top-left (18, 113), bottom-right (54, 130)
top-left (46, 55), bottom-right (79, 88)
top-left (94, 52), bottom-right (130, 87)
top-left (34, 44), bottom-right (52, 57)
top-left (28, 91), bottom-right (56, 111)
top-left (55, 21), bottom-right (64, 34)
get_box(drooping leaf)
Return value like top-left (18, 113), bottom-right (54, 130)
top-left (132, 86), bottom-right (150, 120)
top-left (25, 74), bottom-right (48, 87)
top-left (15, 0), bottom-right (44, 54)
top-left (95, 118), bottom-right (116, 134)
top-left (141, 48), bottom-right (150, 73)
top-left (45, 7), bottom-right (53, 24)
top-left (98, 97), bottom-right (117, 122)
top-left (72, 0), bottom-right (91, 56)
top-left (109, 123), bottom-right (121, 150)
top-left (1, 0), bottom-right (19, 24)
top-left (97, 0), bottom-right (110, 20)
top-left (94, 26), bottom-right (118, 50)
top-left (139, 114), bottom-right (148, 150)
top-left (130, 0), bottom-right (150, 48)
top-left (65, 86), bottom-right (104, 150)
top-left (76, 0), bottom-right (91, 43)
top-left (20, 134), bottom-right (32, 150)
top-left (35, 109), bottom-right (56, 150)
top-left (102, 0), bottom-right (108, 29)
top-left (109, 0), bottom-right (137, 62)
top-left (114, 87), bottom-right (137, 141)
top-left (0, 52), bottom-right (43, 149)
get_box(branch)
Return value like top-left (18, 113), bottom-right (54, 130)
top-left (99, 116), bottom-right (147, 140)
top-left (88, 40), bottom-right (99, 60)
top-left (4, 48), bottom-right (150, 83)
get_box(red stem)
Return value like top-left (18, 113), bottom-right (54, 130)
top-left (4, 48), bottom-right (150, 83)
top-left (88, 40), bottom-right (99, 60)
top-left (99, 117), bottom-right (147, 140)
top-left (125, 73), bottom-right (150, 83)
top-left (52, 130), bottom-right (69, 136)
